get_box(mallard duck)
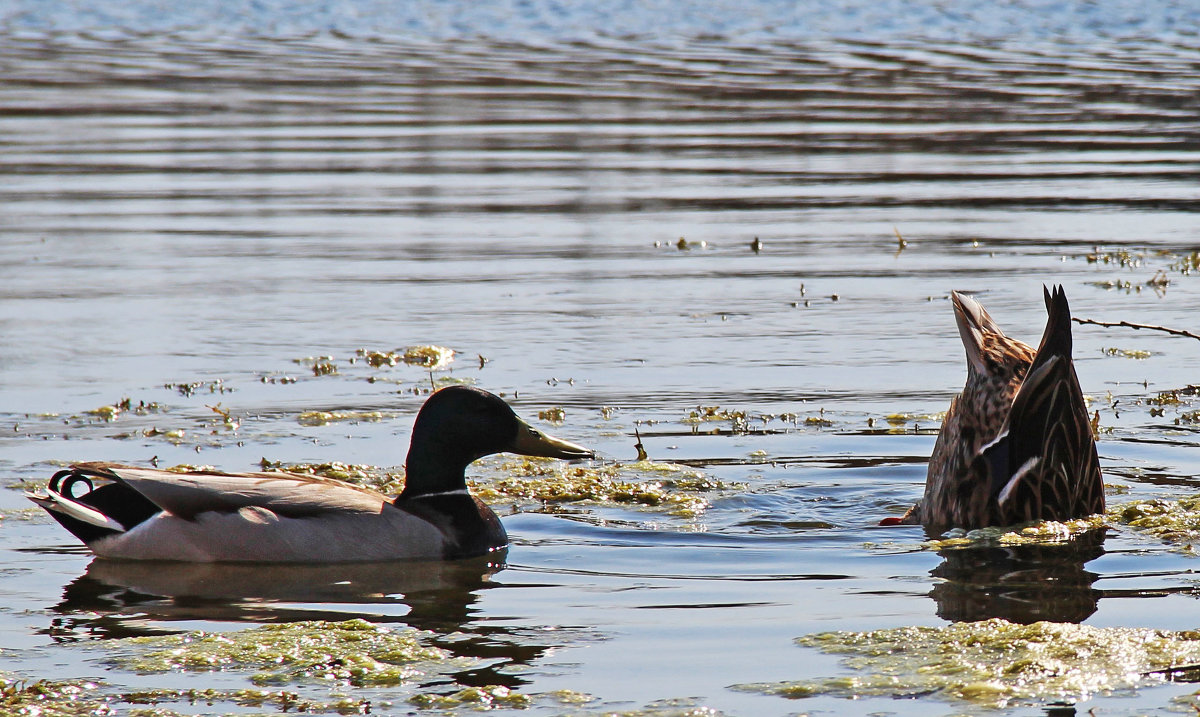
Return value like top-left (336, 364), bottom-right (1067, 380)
top-left (885, 286), bottom-right (1104, 531)
top-left (27, 386), bottom-right (593, 562)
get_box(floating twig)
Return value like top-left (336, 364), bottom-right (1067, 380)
top-left (1072, 316), bottom-right (1200, 342)
top-left (633, 425), bottom-right (648, 461)
top-left (1143, 662), bottom-right (1200, 678)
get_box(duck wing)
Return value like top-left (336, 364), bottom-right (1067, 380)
top-left (81, 462), bottom-right (389, 519)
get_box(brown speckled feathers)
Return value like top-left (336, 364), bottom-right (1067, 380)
top-left (898, 286), bottom-right (1104, 531)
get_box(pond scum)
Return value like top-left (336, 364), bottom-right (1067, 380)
top-left (735, 619), bottom-right (1200, 709)
top-left (0, 620), bottom-right (734, 715)
top-left (14, 614), bottom-right (1200, 715)
top-left (115, 620), bottom-right (463, 686)
top-left (0, 621), bottom-right (604, 715)
top-left (0, 672), bottom-right (716, 716)
top-left (260, 456), bottom-right (743, 519)
top-left (895, 495), bottom-right (1200, 554)
top-left (826, 497), bottom-right (1200, 710)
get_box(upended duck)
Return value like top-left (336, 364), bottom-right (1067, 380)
top-left (27, 386), bottom-right (592, 562)
top-left (884, 286), bottom-right (1104, 531)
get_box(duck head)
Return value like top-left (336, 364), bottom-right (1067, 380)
top-left (401, 385), bottom-right (592, 499)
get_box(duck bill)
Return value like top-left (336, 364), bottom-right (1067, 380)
top-left (510, 419), bottom-right (593, 460)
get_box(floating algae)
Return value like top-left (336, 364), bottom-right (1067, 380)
top-left (1148, 385), bottom-right (1200, 406)
top-left (0, 678), bottom-right (111, 716)
top-left (922, 515), bottom-right (1107, 551)
top-left (409, 685), bottom-right (533, 710)
top-left (257, 457), bottom-right (739, 517)
top-left (470, 457), bottom-right (742, 518)
top-left (1083, 246), bottom-right (1147, 268)
top-left (538, 406), bottom-right (567, 423)
top-left (356, 348), bottom-right (402, 368)
top-left (884, 411), bottom-right (945, 427)
top-left (401, 345), bottom-right (455, 370)
top-left (292, 355), bottom-right (339, 376)
top-left (878, 493), bottom-right (1200, 556)
top-left (116, 619), bottom-right (469, 687)
top-left (136, 427), bottom-right (186, 442)
top-left (680, 405), bottom-right (786, 434)
top-left (121, 687), bottom-right (370, 715)
top-left (165, 379), bottom-right (231, 397)
top-left (352, 345), bottom-right (455, 371)
top-left (206, 402), bottom-right (239, 431)
top-left (681, 405), bottom-right (747, 426)
top-left (1101, 347), bottom-right (1153, 360)
top-left (311, 359), bottom-right (338, 376)
top-left (25, 681), bottom-right (593, 716)
top-left (1110, 497), bottom-right (1200, 552)
top-left (86, 397), bottom-right (163, 422)
top-left (296, 410), bottom-right (388, 427)
top-left (735, 619), bottom-right (1200, 709)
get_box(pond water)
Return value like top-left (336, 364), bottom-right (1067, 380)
top-left (3, 4), bottom-right (1200, 715)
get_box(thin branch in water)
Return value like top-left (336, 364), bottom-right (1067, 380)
top-left (1072, 316), bottom-right (1200, 342)
top-left (633, 424), bottom-right (648, 461)
top-left (1143, 663), bottom-right (1200, 679)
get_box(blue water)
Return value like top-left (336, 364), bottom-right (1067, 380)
top-left (2, 3), bottom-right (1200, 715)
top-left (3, 0), bottom-right (1200, 41)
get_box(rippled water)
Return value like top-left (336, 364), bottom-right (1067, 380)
top-left (3, 19), bottom-right (1200, 717)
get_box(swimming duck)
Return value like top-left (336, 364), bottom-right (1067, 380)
top-left (27, 386), bottom-right (593, 562)
top-left (885, 286), bottom-right (1104, 531)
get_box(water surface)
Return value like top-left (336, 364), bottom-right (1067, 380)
top-left (2, 16), bottom-right (1200, 716)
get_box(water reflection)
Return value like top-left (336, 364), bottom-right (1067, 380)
top-left (45, 553), bottom-right (551, 687)
top-left (929, 532), bottom-right (1105, 624)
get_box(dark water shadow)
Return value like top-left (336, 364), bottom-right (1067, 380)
top-left (929, 531), bottom-right (1106, 624)
top-left (43, 552), bottom-right (552, 687)
top-left (929, 528), bottom-right (1200, 624)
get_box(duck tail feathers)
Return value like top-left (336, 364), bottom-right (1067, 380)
top-left (26, 489), bottom-right (126, 533)
top-left (1033, 284), bottom-right (1073, 368)
top-left (979, 350), bottom-right (1104, 522)
top-left (951, 291), bottom-right (1003, 375)
top-left (26, 466), bottom-right (142, 545)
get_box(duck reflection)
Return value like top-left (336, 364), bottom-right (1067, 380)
top-left (46, 553), bottom-right (547, 687)
top-left (928, 530), bottom-right (1105, 624)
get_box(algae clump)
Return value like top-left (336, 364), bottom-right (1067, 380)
top-left (117, 619), bottom-right (468, 687)
top-left (296, 410), bottom-right (388, 427)
top-left (1110, 496), bottom-right (1200, 551)
top-left (736, 618), bottom-right (1200, 709)
top-left (906, 494), bottom-right (1200, 555)
top-left (401, 345), bottom-right (455, 370)
top-left (0, 679), bottom-right (111, 716)
top-left (253, 456), bottom-right (737, 518)
top-left (409, 685), bottom-right (533, 710)
top-left (470, 457), bottom-right (741, 518)
top-left (923, 515), bottom-right (1106, 551)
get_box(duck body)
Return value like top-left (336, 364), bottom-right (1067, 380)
top-left (28, 386), bottom-right (592, 562)
top-left (32, 463), bottom-right (502, 562)
top-left (896, 286), bottom-right (1104, 531)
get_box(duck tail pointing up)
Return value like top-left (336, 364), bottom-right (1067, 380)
top-left (951, 291), bottom-right (1004, 376)
top-left (1033, 285), bottom-right (1073, 369)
